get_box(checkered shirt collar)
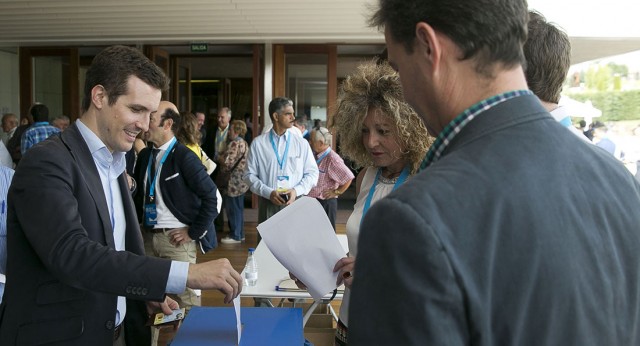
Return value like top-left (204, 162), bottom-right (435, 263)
top-left (419, 90), bottom-right (533, 171)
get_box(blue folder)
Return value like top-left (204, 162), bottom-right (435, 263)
top-left (171, 307), bottom-right (304, 346)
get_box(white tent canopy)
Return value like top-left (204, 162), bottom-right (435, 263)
top-left (559, 96), bottom-right (602, 124)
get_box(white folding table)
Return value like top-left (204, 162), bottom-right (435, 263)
top-left (240, 234), bottom-right (348, 325)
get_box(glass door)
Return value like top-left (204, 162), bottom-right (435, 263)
top-left (274, 45), bottom-right (337, 141)
top-left (19, 48), bottom-right (79, 120)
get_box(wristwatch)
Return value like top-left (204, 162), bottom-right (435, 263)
top-left (334, 189), bottom-right (343, 196)
top-left (129, 177), bottom-right (137, 193)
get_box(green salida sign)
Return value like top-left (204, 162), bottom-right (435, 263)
top-left (190, 43), bottom-right (208, 52)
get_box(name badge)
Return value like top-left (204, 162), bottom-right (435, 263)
top-left (276, 175), bottom-right (290, 193)
top-left (144, 203), bottom-right (158, 226)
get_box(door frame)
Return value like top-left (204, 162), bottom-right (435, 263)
top-left (19, 47), bottom-right (80, 121)
top-left (272, 44), bottom-right (337, 146)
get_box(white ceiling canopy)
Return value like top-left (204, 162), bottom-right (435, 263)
top-left (0, 0), bottom-right (638, 64)
top-left (0, 0), bottom-right (382, 45)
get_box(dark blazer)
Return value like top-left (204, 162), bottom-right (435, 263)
top-left (0, 124), bottom-right (172, 345)
top-left (133, 140), bottom-right (218, 252)
top-left (7, 123), bottom-right (30, 165)
top-left (349, 95), bottom-right (640, 345)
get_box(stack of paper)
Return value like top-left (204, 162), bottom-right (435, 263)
top-left (257, 197), bottom-right (347, 301)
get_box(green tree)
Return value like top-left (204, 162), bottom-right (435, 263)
top-left (607, 62), bottom-right (629, 77)
top-left (585, 65), bottom-right (613, 91)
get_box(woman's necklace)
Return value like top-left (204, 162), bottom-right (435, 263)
top-left (361, 166), bottom-right (410, 226)
top-left (379, 167), bottom-right (404, 183)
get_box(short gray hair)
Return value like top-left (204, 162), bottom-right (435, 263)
top-left (313, 127), bottom-right (332, 144)
top-left (220, 107), bottom-right (232, 119)
top-left (51, 114), bottom-right (70, 123)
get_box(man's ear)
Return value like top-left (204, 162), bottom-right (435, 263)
top-left (163, 118), bottom-right (173, 130)
top-left (272, 112), bottom-right (278, 123)
top-left (91, 85), bottom-right (107, 110)
top-left (415, 22), bottom-right (442, 70)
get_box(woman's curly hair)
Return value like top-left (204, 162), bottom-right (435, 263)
top-left (332, 60), bottom-right (432, 173)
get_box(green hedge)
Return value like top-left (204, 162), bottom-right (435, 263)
top-left (567, 90), bottom-right (640, 121)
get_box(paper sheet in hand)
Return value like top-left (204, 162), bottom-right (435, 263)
top-left (233, 295), bottom-right (241, 345)
top-left (257, 197), bottom-right (346, 301)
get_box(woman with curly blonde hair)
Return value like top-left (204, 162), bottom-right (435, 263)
top-left (331, 60), bottom-right (432, 345)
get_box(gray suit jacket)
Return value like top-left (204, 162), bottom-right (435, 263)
top-left (0, 124), bottom-right (172, 345)
top-left (349, 95), bottom-right (640, 345)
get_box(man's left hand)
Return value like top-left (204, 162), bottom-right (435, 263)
top-left (285, 189), bottom-right (297, 206)
top-left (168, 228), bottom-right (193, 246)
top-left (321, 189), bottom-right (338, 199)
top-left (146, 296), bottom-right (179, 316)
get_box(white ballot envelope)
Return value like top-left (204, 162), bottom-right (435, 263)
top-left (257, 197), bottom-right (346, 301)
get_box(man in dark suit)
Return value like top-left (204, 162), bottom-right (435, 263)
top-left (0, 45), bottom-right (242, 345)
top-left (134, 100), bottom-right (218, 313)
top-left (349, 1), bottom-right (640, 345)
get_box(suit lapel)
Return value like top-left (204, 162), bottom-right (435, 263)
top-left (158, 144), bottom-right (177, 184)
top-left (60, 124), bottom-right (115, 248)
top-left (118, 173), bottom-right (145, 255)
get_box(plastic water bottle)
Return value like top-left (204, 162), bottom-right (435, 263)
top-left (244, 248), bottom-right (258, 286)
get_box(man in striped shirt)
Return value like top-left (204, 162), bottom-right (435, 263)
top-left (0, 165), bottom-right (14, 301)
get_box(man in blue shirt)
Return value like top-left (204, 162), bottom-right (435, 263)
top-left (20, 103), bottom-right (60, 154)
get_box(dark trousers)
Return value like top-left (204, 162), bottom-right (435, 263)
top-left (214, 194), bottom-right (227, 232)
top-left (257, 197), bottom-right (285, 242)
top-left (224, 194), bottom-right (244, 240)
top-left (317, 198), bottom-right (338, 231)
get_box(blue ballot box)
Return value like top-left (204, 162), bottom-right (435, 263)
top-left (171, 307), bottom-right (304, 345)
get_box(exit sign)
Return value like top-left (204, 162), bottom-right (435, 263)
top-left (190, 43), bottom-right (208, 52)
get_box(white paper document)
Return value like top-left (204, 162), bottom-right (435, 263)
top-left (257, 197), bottom-right (347, 301)
top-left (233, 295), bottom-right (241, 345)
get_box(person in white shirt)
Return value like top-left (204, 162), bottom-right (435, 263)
top-left (244, 97), bottom-right (319, 240)
top-left (0, 142), bottom-right (12, 168)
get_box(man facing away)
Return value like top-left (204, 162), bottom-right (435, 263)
top-left (0, 45), bottom-right (242, 345)
top-left (523, 10), bottom-right (589, 142)
top-left (592, 121), bottom-right (623, 159)
top-left (245, 97), bottom-right (318, 237)
top-left (349, 1), bottom-right (640, 345)
top-left (306, 127), bottom-right (353, 231)
top-left (20, 103), bottom-right (60, 154)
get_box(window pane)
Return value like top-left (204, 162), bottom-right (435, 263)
top-left (33, 55), bottom-right (70, 118)
top-left (286, 54), bottom-right (327, 127)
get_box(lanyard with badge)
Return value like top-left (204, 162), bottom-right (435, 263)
top-left (360, 166), bottom-right (410, 226)
top-left (316, 147), bottom-right (331, 173)
top-left (144, 138), bottom-right (177, 226)
top-left (270, 131), bottom-right (291, 196)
